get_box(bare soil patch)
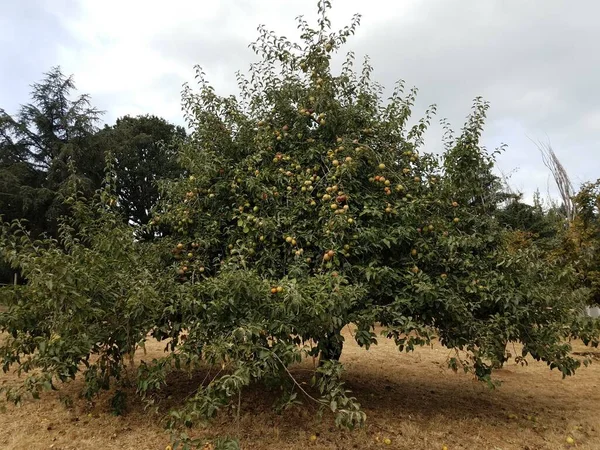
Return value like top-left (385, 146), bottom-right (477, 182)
top-left (1, 328), bottom-right (599, 449)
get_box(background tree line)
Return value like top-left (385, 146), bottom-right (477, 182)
top-left (0, 67), bottom-right (186, 283)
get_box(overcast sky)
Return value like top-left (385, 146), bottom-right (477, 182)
top-left (1, 0), bottom-right (599, 203)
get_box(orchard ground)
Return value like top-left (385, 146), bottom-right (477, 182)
top-left (1, 326), bottom-right (599, 450)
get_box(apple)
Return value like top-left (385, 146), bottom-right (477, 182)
top-left (285, 236), bottom-right (293, 243)
top-left (452, 201), bottom-right (458, 207)
top-left (453, 217), bottom-right (460, 223)
top-left (378, 163), bottom-right (385, 170)
top-left (177, 243), bottom-right (184, 250)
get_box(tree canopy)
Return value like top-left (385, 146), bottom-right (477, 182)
top-left (0, 66), bottom-right (103, 237)
top-left (93, 114), bottom-right (186, 236)
top-left (0, 70), bottom-right (185, 283)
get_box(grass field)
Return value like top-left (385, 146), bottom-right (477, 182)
top-left (1, 327), bottom-right (599, 450)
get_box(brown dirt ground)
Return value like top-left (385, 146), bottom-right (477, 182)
top-left (1, 327), bottom-right (599, 450)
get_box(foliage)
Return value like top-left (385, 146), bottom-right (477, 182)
top-left (498, 194), bottom-right (555, 238)
top-left (0, 71), bottom-right (184, 284)
top-left (93, 115), bottom-right (186, 236)
top-left (561, 180), bottom-right (600, 305)
top-left (0, 67), bottom-right (103, 237)
top-left (0, 169), bottom-right (168, 406)
top-left (0, 2), bottom-right (598, 448)
top-left (497, 192), bottom-right (564, 255)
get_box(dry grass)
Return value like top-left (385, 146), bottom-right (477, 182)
top-left (1, 327), bottom-right (599, 450)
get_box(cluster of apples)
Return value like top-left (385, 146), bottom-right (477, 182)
top-left (173, 242), bottom-right (205, 277)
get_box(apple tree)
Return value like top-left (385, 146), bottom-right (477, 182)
top-left (144, 0), bottom-right (599, 441)
top-left (0, 167), bottom-right (169, 412)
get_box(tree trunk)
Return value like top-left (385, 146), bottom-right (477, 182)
top-left (318, 330), bottom-right (344, 364)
